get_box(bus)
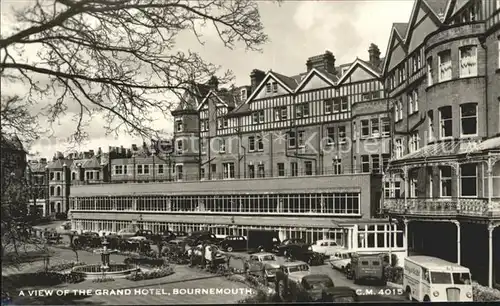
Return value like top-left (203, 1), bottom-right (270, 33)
top-left (403, 256), bottom-right (473, 302)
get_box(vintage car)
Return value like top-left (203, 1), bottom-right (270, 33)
top-left (277, 261), bottom-right (311, 283)
top-left (73, 231), bottom-right (102, 248)
top-left (244, 252), bottom-right (281, 280)
top-left (219, 235), bottom-right (247, 252)
top-left (346, 253), bottom-right (386, 285)
top-left (311, 239), bottom-right (343, 257)
top-left (298, 274), bottom-right (359, 302)
top-left (184, 231), bottom-right (220, 247)
top-left (281, 244), bottom-right (324, 266)
top-left (274, 239), bottom-right (309, 256)
top-left (329, 250), bottom-right (356, 271)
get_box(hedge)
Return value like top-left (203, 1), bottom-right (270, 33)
top-left (2, 271), bottom-right (85, 289)
top-left (125, 266), bottom-right (174, 281)
top-left (124, 256), bottom-right (166, 267)
top-left (384, 266), bottom-right (404, 285)
top-left (37, 261), bottom-right (87, 273)
top-left (472, 282), bottom-right (500, 302)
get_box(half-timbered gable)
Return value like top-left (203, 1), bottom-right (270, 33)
top-left (295, 69), bottom-right (336, 93)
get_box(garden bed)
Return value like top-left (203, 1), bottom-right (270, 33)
top-left (125, 266), bottom-right (174, 281)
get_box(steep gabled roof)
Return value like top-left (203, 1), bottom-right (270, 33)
top-left (47, 159), bottom-right (75, 169)
top-left (271, 71), bottom-right (300, 90)
top-left (382, 23), bottom-right (408, 74)
top-left (337, 58), bottom-right (382, 84)
top-left (423, 0), bottom-right (450, 20)
top-left (394, 23), bottom-right (409, 39)
top-left (244, 71), bottom-right (295, 104)
top-left (173, 83), bottom-right (212, 112)
top-left (294, 68), bottom-right (337, 92)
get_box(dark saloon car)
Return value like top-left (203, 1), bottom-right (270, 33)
top-left (184, 231), bottom-right (219, 246)
top-left (220, 235), bottom-right (247, 252)
top-left (274, 239), bottom-right (309, 256)
top-left (298, 274), bottom-right (359, 302)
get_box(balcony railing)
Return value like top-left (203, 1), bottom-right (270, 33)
top-left (383, 197), bottom-right (500, 217)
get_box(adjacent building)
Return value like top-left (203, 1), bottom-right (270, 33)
top-left (381, 0), bottom-right (500, 288)
top-left (26, 158), bottom-right (49, 216)
top-left (1, 135), bottom-right (27, 204)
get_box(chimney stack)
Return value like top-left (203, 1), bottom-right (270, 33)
top-left (207, 76), bottom-right (219, 91)
top-left (250, 69), bottom-right (266, 93)
top-left (368, 43), bottom-right (381, 67)
top-left (306, 51), bottom-right (336, 74)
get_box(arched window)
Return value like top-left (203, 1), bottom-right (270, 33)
top-left (57, 202), bottom-right (61, 213)
top-left (50, 186), bottom-right (55, 196)
top-left (56, 186), bottom-right (61, 196)
top-left (71, 172), bottom-right (76, 180)
top-left (50, 172), bottom-right (55, 180)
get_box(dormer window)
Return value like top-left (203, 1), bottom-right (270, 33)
top-left (240, 89), bottom-right (247, 101)
top-left (175, 119), bottom-right (183, 132)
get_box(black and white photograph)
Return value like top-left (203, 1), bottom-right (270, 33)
top-left (1, 0), bottom-right (500, 304)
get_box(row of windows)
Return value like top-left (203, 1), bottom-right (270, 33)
top-left (388, 47), bottom-right (424, 90)
top-left (49, 170), bottom-right (101, 181)
top-left (386, 162), bottom-right (500, 198)
top-left (428, 45), bottom-right (478, 87)
top-left (71, 193), bottom-right (361, 215)
top-left (428, 103), bottom-right (477, 141)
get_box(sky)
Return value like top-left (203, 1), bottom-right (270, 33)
top-left (1, 0), bottom-right (414, 159)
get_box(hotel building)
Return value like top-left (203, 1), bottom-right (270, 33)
top-left (381, 0), bottom-right (500, 288)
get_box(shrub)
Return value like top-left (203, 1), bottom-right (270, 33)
top-left (125, 266), bottom-right (174, 281)
top-left (238, 288), bottom-right (278, 304)
top-left (38, 261), bottom-right (86, 273)
top-left (2, 271), bottom-right (85, 289)
top-left (384, 266), bottom-right (404, 285)
top-left (65, 272), bottom-right (86, 283)
top-left (92, 277), bottom-right (115, 283)
top-left (472, 282), bottom-right (500, 302)
top-left (124, 256), bottom-right (166, 267)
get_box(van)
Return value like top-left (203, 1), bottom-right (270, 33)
top-left (403, 256), bottom-right (473, 302)
top-left (347, 253), bottom-right (385, 285)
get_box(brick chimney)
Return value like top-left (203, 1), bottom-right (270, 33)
top-left (368, 43), bottom-right (381, 67)
top-left (250, 69), bottom-right (266, 93)
top-left (207, 76), bottom-right (219, 91)
top-left (306, 51), bottom-right (336, 74)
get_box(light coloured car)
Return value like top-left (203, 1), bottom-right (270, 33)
top-left (311, 239), bottom-right (343, 256)
top-left (128, 236), bottom-right (147, 241)
top-left (246, 252), bottom-right (281, 279)
top-left (330, 250), bottom-right (355, 271)
top-left (279, 261), bottom-right (311, 283)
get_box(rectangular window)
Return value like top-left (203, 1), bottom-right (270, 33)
top-left (408, 92), bottom-right (413, 114)
top-left (372, 155), bottom-right (380, 174)
top-left (333, 98), bottom-right (341, 113)
top-left (176, 165), bottom-right (183, 180)
top-left (291, 162), bottom-right (298, 177)
top-left (340, 97), bottom-right (348, 111)
top-left (143, 164), bottom-right (150, 174)
top-left (333, 158), bottom-right (342, 175)
top-left (461, 163), bottom-right (477, 196)
top-left (114, 165), bottom-right (123, 175)
top-left (298, 131), bottom-right (305, 147)
top-left (371, 118), bottom-right (380, 137)
top-left (395, 139), bottom-right (403, 158)
top-left (461, 103), bottom-right (477, 136)
top-left (327, 127), bottom-right (335, 145)
top-left (257, 164), bottom-right (265, 178)
top-left (288, 131), bottom-right (296, 148)
top-left (459, 46), bottom-right (477, 77)
top-left (324, 99), bottom-right (333, 114)
top-left (281, 107), bottom-right (287, 120)
top-left (248, 136), bottom-right (255, 152)
top-left (158, 164), bottom-right (164, 174)
top-left (438, 50), bottom-right (452, 82)
top-left (361, 155), bottom-right (370, 173)
top-left (440, 166), bottom-right (452, 197)
top-left (175, 120), bottom-right (183, 132)
top-left (272, 82), bottom-right (278, 93)
top-left (274, 107), bottom-right (287, 121)
top-left (223, 162), bottom-right (235, 179)
top-left (296, 103), bottom-right (310, 118)
top-left (338, 126), bottom-right (346, 143)
top-left (211, 164), bottom-right (217, 180)
top-left (219, 138), bottom-right (226, 153)
top-left (410, 177), bottom-right (417, 198)
top-left (137, 165), bottom-right (143, 175)
top-left (277, 163), bottom-right (285, 177)
top-left (252, 110), bottom-right (264, 124)
top-left (248, 165), bottom-right (255, 178)
top-left (200, 168), bottom-right (205, 180)
top-left (413, 90), bottom-right (419, 112)
top-left (176, 139), bottom-right (183, 154)
top-left (266, 83), bottom-right (271, 93)
top-left (256, 134), bottom-right (264, 151)
top-left (304, 161), bottom-right (313, 176)
top-left (382, 117), bottom-right (390, 136)
top-left (428, 110), bottom-right (434, 142)
top-left (439, 106), bottom-right (453, 138)
top-left (361, 120), bottom-right (370, 138)
top-left (398, 100), bottom-right (403, 121)
top-left (201, 139), bottom-right (206, 154)
top-left (427, 57), bottom-right (433, 86)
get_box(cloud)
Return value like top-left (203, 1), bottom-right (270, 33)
top-left (292, 0), bottom-right (413, 64)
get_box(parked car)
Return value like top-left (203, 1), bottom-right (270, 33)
top-left (282, 244), bottom-right (323, 266)
top-left (220, 235), bottom-right (247, 252)
top-left (274, 239), bottom-right (309, 256)
top-left (329, 250), bottom-right (356, 272)
top-left (299, 274), bottom-right (359, 302)
top-left (73, 232), bottom-right (102, 248)
top-left (346, 253), bottom-right (386, 285)
top-left (160, 230), bottom-right (176, 242)
top-left (275, 261), bottom-right (311, 297)
top-left (43, 231), bottom-right (62, 244)
top-left (311, 239), bottom-right (343, 257)
top-left (244, 252), bottom-right (281, 281)
top-left (247, 230), bottom-right (280, 253)
top-left (184, 231), bottom-right (219, 246)
top-left (173, 231), bottom-right (188, 239)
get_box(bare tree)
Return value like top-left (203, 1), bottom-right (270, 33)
top-left (0, 0), bottom-right (270, 143)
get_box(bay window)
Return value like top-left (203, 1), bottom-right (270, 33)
top-left (459, 46), bottom-right (477, 77)
top-left (461, 163), bottom-right (477, 197)
top-left (439, 106), bottom-right (453, 139)
top-left (440, 166), bottom-right (452, 197)
top-left (427, 57), bottom-right (433, 86)
top-left (371, 118), bottom-right (380, 137)
top-left (460, 103), bottom-right (477, 136)
top-left (438, 50), bottom-right (452, 82)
